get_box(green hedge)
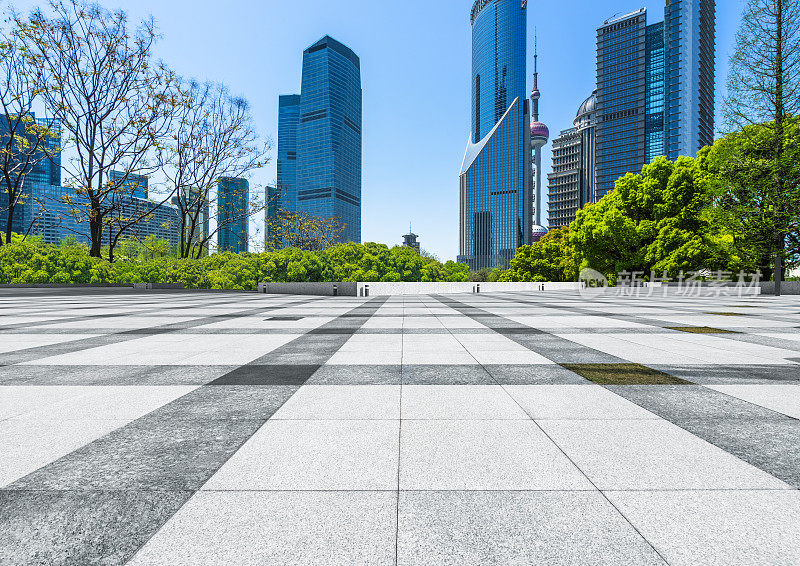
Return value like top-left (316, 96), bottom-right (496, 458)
top-left (0, 238), bottom-right (469, 290)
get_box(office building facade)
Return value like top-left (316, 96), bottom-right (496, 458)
top-left (592, 2), bottom-right (714, 202)
top-left (595, 9), bottom-right (648, 201)
top-left (459, 0), bottom-right (533, 270)
top-left (0, 114), bottom-right (62, 240)
top-left (217, 177), bottom-right (249, 253)
top-left (277, 36), bottom-right (362, 245)
top-left (548, 91), bottom-right (597, 229)
top-left (2, 114), bottom-right (181, 247)
top-left (665, 0), bottom-right (716, 159)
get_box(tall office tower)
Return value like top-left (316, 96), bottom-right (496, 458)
top-left (0, 114), bottom-right (63, 241)
top-left (595, 9), bottom-right (648, 201)
top-left (459, 0), bottom-right (533, 270)
top-left (547, 91), bottom-right (598, 229)
top-left (593, 2), bottom-right (714, 200)
top-left (665, 0), bottom-right (716, 159)
top-left (276, 36), bottom-right (362, 245)
top-left (530, 34), bottom-right (550, 241)
top-left (217, 177), bottom-right (249, 253)
top-left (276, 95), bottom-right (301, 211)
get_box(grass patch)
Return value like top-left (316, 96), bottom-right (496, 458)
top-left (706, 312), bottom-right (748, 317)
top-left (562, 363), bottom-right (692, 385)
top-left (667, 326), bottom-right (740, 334)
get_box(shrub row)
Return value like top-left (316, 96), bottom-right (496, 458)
top-left (0, 238), bottom-right (469, 290)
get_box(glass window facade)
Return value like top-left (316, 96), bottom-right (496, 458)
top-left (2, 114), bottom-right (182, 247)
top-left (276, 95), bottom-right (301, 215)
top-left (0, 114), bottom-right (62, 240)
top-left (595, 10), bottom-right (647, 201)
top-left (459, 0), bottom-right (532, 270)
top-left (547, 91), bottom-right (597, 229)
top-left (645, 22), bottom-right (667, 162)
top-left (109, 171), bottom-right (148, 200)
top-left (459, 99), bottom-right (529, 270)
top-left (276, 36), bottom-right (362, 245)
top-left (665, 0), bottom-right (716, 159)
top-left (470, 0), bottom-right (527, 144)
top-left (217, 177), bottom-right (249, 253)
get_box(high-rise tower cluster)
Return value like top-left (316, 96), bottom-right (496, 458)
top-left (458, 0), bottom-right (542, 270)
top-left (547, 0), bottom-right (716, 226)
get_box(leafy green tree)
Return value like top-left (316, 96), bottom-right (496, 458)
top-left (725, 0), bottom-right (800, 293)
top-left (503, 227), bottom-right (580, 282)
top-left (701, 119), bottom-right (800, 278)
top-left (570, 156), bottom-right (740, 279)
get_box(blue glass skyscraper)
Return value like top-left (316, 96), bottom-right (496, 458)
top-left (665, 0), bottom-right (716, 159)
top-left (276, 36), bottom-right (362, 245)
top-left (0, 114), bottom-right (62, 240)
top-left (217, 177), bottom-right (249, 253)
top-left (459, 0), bottom-right (533, 270)
top-left (595, 10), bottom-right (648, 201)
top-left (594, 2), bottom-right (715, 200)
top-left (276, 95), bottom-right (300, 213)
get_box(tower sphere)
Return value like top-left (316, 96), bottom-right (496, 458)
top-left (530, 122), bottom-right (549, 147)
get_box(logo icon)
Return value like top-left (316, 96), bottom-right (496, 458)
top-left (579, 268), bottom-right (609, 299)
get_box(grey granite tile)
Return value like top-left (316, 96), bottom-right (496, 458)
top-left (677, 418), bottom-right (800, 488)
top-left (128, 491), bottom-right (397, 566)
top-left (156, 385), bottom-right (298, 420)
top-left (402, 365), bottom-right (495, 385)
top-left (210, 364), bottom-right (321, 386)
top-left (653, 365), bottom-right (800, 384)
top-left (605, 490), bottom-right (800, 566)
top-left (512, 335), bottom-right (625, 364)
top-left (397, 491), bottom-right (667, 566)
top-left (0, 365), bottom-right (239, 386)
top-left (7, 414), bottom-right (266, 491)
top-left (608, 385), bottom-right (793, 421)
top-left (0, 489), bottom-right (190, 566)
top-left (487, 364), bottom-right (590, 384)
top-left (307, 365), bottom-right (402, 385)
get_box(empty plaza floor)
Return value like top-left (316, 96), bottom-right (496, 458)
top-left (0, 288), bottom-right (799, 565)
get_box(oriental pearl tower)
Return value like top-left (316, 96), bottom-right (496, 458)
top-left (530, 33), bottom-right (549, 242)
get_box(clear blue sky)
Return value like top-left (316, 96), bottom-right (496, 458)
top-left (6, 0), bottom-right (744, 259)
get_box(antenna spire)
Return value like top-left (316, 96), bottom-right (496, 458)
top-left (533, 28), bottom-right (538, 91)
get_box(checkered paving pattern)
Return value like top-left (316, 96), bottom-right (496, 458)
top-left (1, 288), bottom-right (799, 565)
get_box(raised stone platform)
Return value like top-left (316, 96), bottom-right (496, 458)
top-left (0, 289), bottom-right (798, 565)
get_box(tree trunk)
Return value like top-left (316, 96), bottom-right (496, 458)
top-left (773, 0), bottom-right (785, 297)
top-left (89, 216), bottom-right (103, 258)
top-left (775, 231), bottom-right (785, 295)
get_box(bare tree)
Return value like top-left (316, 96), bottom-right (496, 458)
top-left (0, 24), bottom-right (59, 246)
top-left (263, 184), bottom-right (347, 251)
top-left (15, 0), bottom-right (179, 258)
top-left (725, 0), bottom-right (800, 295)
top-left (162, 80), bottom-right (268, 259)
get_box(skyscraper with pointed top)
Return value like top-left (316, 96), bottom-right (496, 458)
top-left (458, 0), bottom-right (533, 270)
